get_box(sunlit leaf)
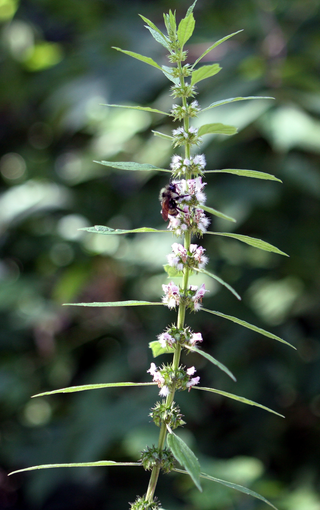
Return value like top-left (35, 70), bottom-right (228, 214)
top-left (167, 432), bottom-right (202, 491)
top-left (177, 12), bottom-right (195, 48)
top-left (194, 268), bottom-right (241, 300)
top-left (201, 96), bottom-right (274, 113)
top-left (79, 226), bottom-right (167, 235)
top-left (9, 461), bottom-right (141, 477)
top-left (93, 160), bottom-right (170, 173)
top-left (112, 47), bottom-right (162, 70)
top-left (199, 204), bottom-right (236, 222)
top-left (205, 168), bottom-right (282, 182)
top-left (163, 264), bottom-right (184, 277)
top-left (192, 30), bottom-right (243, 68)
top-left (139, 15), bottom-right (171, 50)
top-left (194, 386), bottom-right (284, 417)
top-left (100, 104), bottom-right (169, 116)
top-left (149, 340), bottom-right (174, 357)
top-left (191, 64), bottom-right (221, 85)
top-left (202, 308), bottom-right (296, 349)
top-left (198, 123), bottom-right (238, 136)
top-left (64, 300), bottom-right (163, 307)
top-left (161, 65), bottom-right (181, 85)
top-left (185, 345), bottom-right (236, 381)
top-left (32, 382), bottom-right (156, 398)
top-left (207, 232), bottom-right (289, 256)
top-left (173, 469), bottom-right (278, 510)
top-left (186, 0), bottom-right (198, 16)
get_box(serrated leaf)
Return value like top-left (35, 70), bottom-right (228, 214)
top-left (79, 226), bottom-right (167, 235)
top-left (167, 432), bottom-right (202, 491)
top-left (207, 232), bottom-right (289, 256)
top-left (163, 264), bottom-right (184, 277)
top-left (199, 204), bottom-right (236, 222)
top-left (161, 65), bottom-right (180, 85)
top-left (94, 161), bottom-right (170, 173)
top-left (185, 345), bottom-right (236, 381)
top-left (152, 130), bottom-right (174, 141)
top-left (186, 0), bottom-right (198, 16)
top-left (198, 123), bottom-right (238, 136)
top-left (177, 12), bottom-right (195, 48)
top-left (191, 64), bottom-right (221, 85)
top-left (9, 461), bottom-right (141, 476)
top-left (192, 30), bottom-right (243, 68)
top-left (194, 386), bottom-right (284, 417)
top-left (100, 104), bottom-right (169, 116)
top-left (149, 340), bottom-right (174, 358)
top-left (64, 300), bottom-right (163, 308)
top-left (194, 268), bottom-right (241, 300)
top-left (33, 382), bottom-right (156, 398)
top-left (173, 469), bottom-right (278, 510)
top-left (205, 168), bottom-right (282, 182)
top-left (202, 308), bottom-right (296, 349)
top-left (112, 47), bottom-right (162, 70)
top-left (201, 95), bottom-right (274, 112)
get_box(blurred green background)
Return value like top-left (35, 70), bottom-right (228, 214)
top-left (1, 0), bottom-right (320, 508)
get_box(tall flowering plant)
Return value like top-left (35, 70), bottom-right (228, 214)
top-left (10, 2), bottom-right (295, 509)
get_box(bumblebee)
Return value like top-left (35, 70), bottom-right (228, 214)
top-left (159, 183), bottom-right (187, 221)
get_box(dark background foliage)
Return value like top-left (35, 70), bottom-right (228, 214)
top-left (1, 0), bottom-right (320, 508)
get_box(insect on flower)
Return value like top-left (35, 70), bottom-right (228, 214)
top-left (159, 183), bottom-right (188, 221)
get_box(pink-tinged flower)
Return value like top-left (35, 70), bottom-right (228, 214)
top-left (147, 363), bottom-right (157, 376)
top-left (186, 376), bottom-right (200, 390)
top-left (162, 281), bottom-right (180, 309)
top-left (159, 385), bottom-right (170, 397)
top-left (190, 332), bottom-right (203, 345)
top-left (147, 363), bottom-right (165, 387)
top-left (187, 366), bottom-right (196, 376)
top-left (191, 283), bottom-right (209, 311)
top-left (158, 332), bottom-right (175, 348)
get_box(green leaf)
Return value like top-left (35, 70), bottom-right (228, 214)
top-left (202, 308), bottom-right (296, 349)
top-left (194, 268), bottom-right (241, 300)
top-left (161, 65), bottom-right (180, 85)
top-left (205, 168), bottom-right (282, 182)
top-left (100, 103), bottom-right (169, 116)
top-left (198, 123), bottom-right (238, 136)
top-left (173, 469), bottom-right (278, 510)
top-left (112, 47), bottom-right (162, 70)
top-left (152, 130), bottom-right (174, 141)
top-left (9, 461), bottom-right (141, 477)
top-left (192, 30), bottom-right (243, 68)
top-left (167, 432), bottom-right (202, 491)
top-left (64, 300), bottom-right (163, 308)
top-left (207, 232), bottom-right (289, 256)
top-left (185, 345), bottom-right (236, 381)
top-left (94, 160), bottom-right (170, 173)
top-left (79, 226), bottom-right (168, 235)
top-left (32, 382), bottom-right (156, 398)
top-left (177, 12), bottom-right (195, 48)
top-left (186, 0), bottom-right (198, 16)
top-left (163, 264), bottom-right (184, 278)
top-left (149, 340), bottom-right (174, 358)
top-left (194, 386), bottom-right (284, 417)
top-left (199, 204), bottom-right (236, 222)
top-left (201, 95), bottom-right (274, 113)
top-left (139, 15), bottom-right (171, 50)
top-left (191, 64), bottom-right (221, 85)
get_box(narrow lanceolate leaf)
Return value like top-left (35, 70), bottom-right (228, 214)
top-left (177, 12), bottom-right (195, 48)
top-left (167, 432), bottom-right (202, 491)
top-left (100, 104), bottom-right (169, 116)
top-left (207, 232), bottom-right (289, 256)
top-left (186, 0), bottom-right (198, 16)
top-left (32, 382), bottom-right (156, 398)
top-left (94, 161), bottom-right (170, 173)
top-left (192, 30), bottom-right (243, 68)
top-left (205, 168), bottom-right (282, 182)
top-left (201, 96), bottom-right (274, 113)
top-left (79, 226), bottom-right (167, 235)
top-left (152, 130), bottom-right (174, 141)
top-left (9, 461), bottom-right (141, 477)
top-left (173, 469), bottom-right (278, 510)
top-left (194, 387), bottom-right (284, 417)
top-left (184, 345), bottom-right (236, 381)
top-left (64, 300), bottom-right (163, 308)
top-left (202, 308), bottom-right (296, 349)
top-left (198, 123), bottom-right (238, 137)
top-left (139, 15), bottom-right (171, 50)
top-left (194, 268), bottom-right (241, 300)
top-left (112, 47), bottom-right (162, 70)
top-left (149, 340), bottom-right (174, 358)
top-left (191, 64), bottom-right (221, 86)
top-left (199, 204), bottom-right (236, 222)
